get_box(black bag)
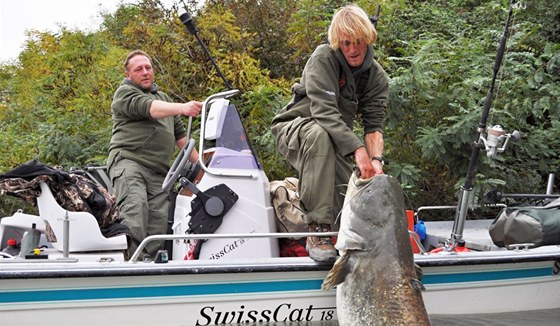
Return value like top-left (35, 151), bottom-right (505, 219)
top-left (489, 198), bottom-right (560, 247)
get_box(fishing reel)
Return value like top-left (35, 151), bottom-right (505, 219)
top-left (479, 125), bottom-right (521, 158)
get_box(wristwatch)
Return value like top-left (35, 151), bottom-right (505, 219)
top-left (371, 156), bottom-right (384, 166)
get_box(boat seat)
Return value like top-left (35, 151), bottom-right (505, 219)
top-left (0, 211), bottom-right (45, 247)
top-left (37, 182), bottom-right (127, 252)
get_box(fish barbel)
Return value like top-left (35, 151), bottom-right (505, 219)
top-left (322, 173), bottom-right (430, 326)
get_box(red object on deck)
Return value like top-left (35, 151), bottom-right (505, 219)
top-left (407, 210), bottom-right (421, 254)
top-left (430, 240), bottom-right (471, 253)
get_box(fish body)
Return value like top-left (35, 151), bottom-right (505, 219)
top-left (322, 173), bottom-right (430, 326)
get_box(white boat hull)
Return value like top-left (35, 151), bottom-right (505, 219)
top-left (2, 247), bottom-right (559, 325)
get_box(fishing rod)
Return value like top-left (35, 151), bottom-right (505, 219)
top-left (446, 0), bottom-right (521, 251)
top-left (178, 1), bottom-right (234, 90)
top-left (176, 0), bottom-right (236, 141)
top-left (370, 5), bottom-right (381, 28)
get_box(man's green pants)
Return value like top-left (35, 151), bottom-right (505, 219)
top-left (272, 117), bottom-right (353, 229)
top-left (109, 155), bottom-right (170, 259)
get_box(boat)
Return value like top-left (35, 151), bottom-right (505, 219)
top-left (0, 88), bottom-right (559, 325)
top-left (2, 4), bottom-right (559, 324)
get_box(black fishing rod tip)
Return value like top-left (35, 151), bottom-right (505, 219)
top-left (178, 8), bottom-right (197, 35)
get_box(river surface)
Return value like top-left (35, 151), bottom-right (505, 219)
top-left (236, 308), bottom-right (560, 326)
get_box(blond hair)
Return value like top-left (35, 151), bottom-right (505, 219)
top-left (327, 4), bottom-right (377, 50)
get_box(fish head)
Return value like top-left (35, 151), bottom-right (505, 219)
top-left (336, 173), bottom-right (410, 253)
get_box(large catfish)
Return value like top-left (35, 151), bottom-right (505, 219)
top-left (322, 173), bottom-right (430, 325)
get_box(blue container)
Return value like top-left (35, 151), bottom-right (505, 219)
top-left (414, 220), bottom-right (427, 241)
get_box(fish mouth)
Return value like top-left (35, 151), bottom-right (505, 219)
top-left (352, 173), bottom-right (374, 187)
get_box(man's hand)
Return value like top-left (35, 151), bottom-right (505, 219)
top-left (181, 101), bottom-right (202, 117)
top-left (150, 100), bottom-right (202, 119)
top-left (354, 147), bottom-right (383, 179)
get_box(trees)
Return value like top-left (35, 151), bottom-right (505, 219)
top-left (384, 0), bottom-right (560, 207)
top-left (1, 0), bottom-right (558, 217)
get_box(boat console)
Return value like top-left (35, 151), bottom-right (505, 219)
top-left (169, 90), bottom-right (279, 260)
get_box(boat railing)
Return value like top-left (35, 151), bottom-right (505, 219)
top-left (416, 204), bottom-right (507, 215)
top-left (129, 231), bottom-right (339, 262)
top-left (415, 204), bottom-right (507, 226)
top-left (409, 231), bottom-right (428, 255)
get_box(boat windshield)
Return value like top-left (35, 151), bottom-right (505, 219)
top-left (206, 103), bottom-right (262, 170)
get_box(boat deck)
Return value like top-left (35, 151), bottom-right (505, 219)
top-left (423, 219), bottom-right (505, 252)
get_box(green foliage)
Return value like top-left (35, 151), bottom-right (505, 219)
top-left (1, 0), bottom-right (559, 220)
top-left (287, 0), bottom-right (343, 68)
top-left (385, 0), bottom-right (560, 208)
top-left (219, 0), bottom-right (299, 78)
top-left (389, 162), bottom-right (422, 191)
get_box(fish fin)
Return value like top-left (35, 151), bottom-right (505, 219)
top-left (415, 263), bottom-right (424, 281)
top-left (321, 253), bottom-right (350, 291)
top-left (411, 278), bottom-right (426, 292)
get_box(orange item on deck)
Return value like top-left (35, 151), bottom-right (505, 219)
top-left (430, 240), bottom-right (471, 253)
top-left (407, 210), bottom-right (421, 254)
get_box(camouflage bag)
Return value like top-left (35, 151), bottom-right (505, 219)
top-left (0, 160), bottom-right (124, 239)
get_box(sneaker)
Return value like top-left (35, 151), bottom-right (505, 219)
top-left (306, 223), bottom-right (337, 262)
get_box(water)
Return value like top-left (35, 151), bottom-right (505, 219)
top-left (241, 308), bottom-right (560, 325)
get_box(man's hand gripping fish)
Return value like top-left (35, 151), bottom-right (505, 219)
top-left (322, 173), bottom-right (431, 325)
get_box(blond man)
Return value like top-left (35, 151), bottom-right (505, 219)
top-left (272, 5), bottom-right (389, 262)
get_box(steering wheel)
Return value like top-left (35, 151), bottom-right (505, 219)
top-left (162, 139), bottom-right (196, 192)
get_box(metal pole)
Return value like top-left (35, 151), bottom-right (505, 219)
top-left (63, 211), bottom-right (70, 258)
top-left (546, 173), bottom-right (555, 195)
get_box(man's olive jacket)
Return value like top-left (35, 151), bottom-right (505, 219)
top-left (272, 44), bottom-right (389, 157)
top-left (108, 79), bottom-right (186, 175)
